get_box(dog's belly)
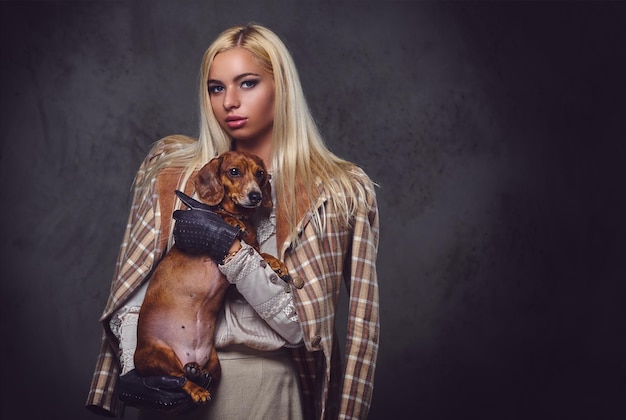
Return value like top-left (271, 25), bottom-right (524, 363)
top-left (150, 305), bottom-right (218, 366)
top-left (137, 248), bottom-right (230, 368)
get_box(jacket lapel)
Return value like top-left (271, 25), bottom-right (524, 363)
top-left (275, 180), bottom-right (326, 256)
top-left (155, 167), bottom-right (196, 253)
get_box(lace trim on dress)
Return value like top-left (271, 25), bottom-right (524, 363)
top-left (109, 306), bottom-right (141, 374)
top-left (283, 300), bottom-right (298, 322)
top-left (256, 209), bottom-right (276, 245)
top-left (253, 292), bottom-right (292, 320)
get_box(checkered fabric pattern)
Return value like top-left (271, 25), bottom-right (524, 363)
top-left (85, 139), bottom-right (380, 419)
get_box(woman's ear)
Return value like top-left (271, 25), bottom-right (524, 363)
top-left (194, 157), bottom-right (224, 206)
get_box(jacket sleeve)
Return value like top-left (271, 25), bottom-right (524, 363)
top-left (339, 176), bottom-right (380, 419)
top-left (85, 142), bottom-right (167, 417)
top-left (85, 190), bottom-right (157, 417)
top-left (85, 331), bottom-right (124, 417)
top-left (218, 241), bottom-right (303, 345)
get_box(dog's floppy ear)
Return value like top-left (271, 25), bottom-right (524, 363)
top-left (261, 173), bottom-right (273, 210)
top-left (194, 156), bottom-right (224, 206)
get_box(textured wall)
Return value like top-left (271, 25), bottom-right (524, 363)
top-left (1, 2), bottom-right (625, 419)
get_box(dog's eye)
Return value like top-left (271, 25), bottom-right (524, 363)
top-left (255, 169), bottom-right (265, 180)
top-left (229, 168), bottom-right (241, 177)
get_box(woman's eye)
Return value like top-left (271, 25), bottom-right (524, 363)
top-left (241, 80), bottom-right (258, 89)
top-left (229, 168), bottom-right (241, 177)
top-left (208, 85), bottom-right (224, 94)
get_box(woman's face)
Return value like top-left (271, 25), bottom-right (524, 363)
top-left (208, 47), bottom-right (275, 148)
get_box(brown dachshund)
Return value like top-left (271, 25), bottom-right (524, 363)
top-left (134, 150), bottom-right (289, 407)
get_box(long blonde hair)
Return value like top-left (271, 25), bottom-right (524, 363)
top-left (142, 24), bottom-right (369, 240)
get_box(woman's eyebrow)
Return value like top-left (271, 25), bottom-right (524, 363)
top-left (208, 72), bottom-right (262, 84)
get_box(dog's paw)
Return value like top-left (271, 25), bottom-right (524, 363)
top-left (190, 388), bottom-right (212, 404)
top-left (184, 381), bottom-right (212, 405)
top-left (184, 362), bottom-right (202, 379)
top-left (261, 253), bottom-right (291, 282)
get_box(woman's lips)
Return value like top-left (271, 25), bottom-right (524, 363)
top-left (225, 116), bottom-right (247, 129)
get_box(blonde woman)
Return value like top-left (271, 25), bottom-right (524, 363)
top-left (86, 24), bottom-right (379, 420)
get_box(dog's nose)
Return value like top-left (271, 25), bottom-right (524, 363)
top-left (249, 191), bottom-right (262, 205)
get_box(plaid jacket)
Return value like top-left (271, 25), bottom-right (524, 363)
top-left (85, 139), bottom-right (380, 419)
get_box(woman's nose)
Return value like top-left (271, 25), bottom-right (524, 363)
top-left (223, 89), bottom-right (240, 110)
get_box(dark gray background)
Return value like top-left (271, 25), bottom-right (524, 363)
top-left (1, 1), bottom-right (625, 419)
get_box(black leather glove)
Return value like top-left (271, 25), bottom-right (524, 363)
top-left (118, 369), bottom-right (212, 414)
top-left (172, 190), bottom-right (241, 262)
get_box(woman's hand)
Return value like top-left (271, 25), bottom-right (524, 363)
top-left (118, 369), bottom-right (211, 414)
top-left (172, 190), bottom-right (242, 263)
